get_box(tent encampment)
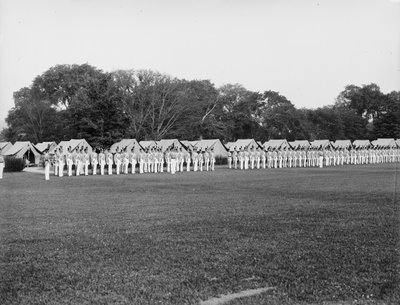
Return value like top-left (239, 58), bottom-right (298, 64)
top-left (188, 139), bottom-right (228, 157)
top-left (35, 141), bottom-right (57, 153)
top-left (372, 138), bottom-right (398, 148)
top-left (333, 140), bottom-right (353, 149)
top-left (288, 140), bottom-right (310, 150)
top-left (139, 140), bottom-right (159, 150)
top-left (227, 139), bottom-right (262, 151)
top-left (263, 139), bottom-right (290, 150)
top-left (110, 139), bottom-right (142, 154)
top-left (309, 139), bottom-right (333, 149)
top-left (156, 139), bottom-right (188, 152)
top-left (0, 142), bottom-right (12, 154)
top-left (52, 139), bottom-right (92, 154)
top-left (352, 140), bottom-right (371, 149)
top-left (3, 141), bottom-right (42, 164)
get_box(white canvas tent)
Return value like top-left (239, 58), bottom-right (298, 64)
top-left (263, 139), bottom-right (290, 150)
top-left (309, 139), bottom-right (333, 149)
top-left (35, 141), bottom-right (57, 153)
top-left (0, 142), bottom-right (12, 154)
top-left (372, 138), bottom-right (398, 148)
top-left (139, 140), bottom-right (158, 150)
top-left (333, 140), bottom-right (353, 149)
top-left (228, 139), bottom-right (262, 151)
top-left (52, 139), bottom-right (92, 153)
top-left (289, 140), bottom-right (310, 150)
top-left (396, 139), bottom-right (400, 147)
top-left (188, 139), bottom-right (228, 157)
top-left (352, 140), bottom-right (371, 149)
top-left (110, 139), bottom-right (142, 154)
top-left (3, 141), bottom-right (42, 164)
top-left (156, 139), bottom-right (188, 152)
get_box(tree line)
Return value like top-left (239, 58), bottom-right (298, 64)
top-left (2, 64), bottom-right (400, 148)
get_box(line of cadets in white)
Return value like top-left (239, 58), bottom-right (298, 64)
top-left (227, 146), bottom-right (400, 170)
top-left (43, 146), bottom-right (216, 180)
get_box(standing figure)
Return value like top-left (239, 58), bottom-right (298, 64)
top-left (261, 148), bottom-right (266, 169)
top-left (66, 146), bottom-right (73, 176)
top-left (84, 147), bottom-right (90, 176)
top-left (227, 150), bottom-right (232, 169)
top-left (185, 149), bottom-right (191, 172)
top-left (114, 147), bottom-right (121, 175)
top-left (106, 149), bottom-right (113, 175)
top-left (0, 153), bottom-right (4, 179)
top-left (58, 148), bottom-right (65, 177)
top-left (91, 149), bottom-right (98, 175)
top-left (232, 148), bottom-right (238, 169)
top-left (204, 149), bottom-right (210, 171)
top-left (54, 148), bottom-right (60, 176)
top-left (210, 148), bottom-right (216, 171)
top-left (44, 151), bottom-right (51, 180)
top-left (129, 147), bottom-right (136, 174)
top-left (192, 149), bottom-right (198, 172)
top-left (170, 148), bottom-right (177, 174)
top-left (98, 149), bottom-right (106, 175)
top-left (198, 150), bottom-right (204, 171)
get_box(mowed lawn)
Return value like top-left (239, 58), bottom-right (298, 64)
top-left (0, 164), bottom-right (399, 305)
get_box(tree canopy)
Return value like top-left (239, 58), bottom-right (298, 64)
top-left (3, 64), bottom-right (399, 146)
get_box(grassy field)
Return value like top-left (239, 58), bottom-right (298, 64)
top-left (1, 164), bottom-right (399, 304)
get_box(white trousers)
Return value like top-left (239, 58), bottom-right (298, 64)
top-left (59, 161), bottom-right (64, 177)
top-left (45, 163), bottom-right (50, 180)
top-left (0, 163), bottom-right (4, 179)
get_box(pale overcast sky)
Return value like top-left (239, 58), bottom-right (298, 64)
top-left (0, 0), bottom-right (399, 130)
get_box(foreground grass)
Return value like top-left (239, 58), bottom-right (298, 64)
top-left (0, 164), bottom-right (399, 304)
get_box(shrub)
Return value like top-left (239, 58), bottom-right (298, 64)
top-left (4, 156), bottom-right (26, 172)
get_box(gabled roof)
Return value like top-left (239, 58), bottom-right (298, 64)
top-left (3, 141), bottom-right (42, 158)
top-left (110, 139), bottom-right (142, 154)
top-left (263, 139), bottom-right (290, 150)
top-left (225, 142), bottom-right (236, 149)
top-left (352, 140), bottom-right (371, 148)
top-left (333, 140), bottom-right (352, 149)
top-left (372, 138), bottom-right (397, 148)
top-left (309, 139), bottom-right (333, 149)
top-left (230, 139), bottom-right (262, 150)
top-left (156, 139), bottom-right (187, 152)
top-left (0, 142), bottom-right (12, 154)
top-left (139, 140), bottom-right (158, 149)
top-left (188, 139), bottom-right (228, 156)
top-left (53, 139), bottom-right (92, 153)
top-left (35, 141), bottom-right (57, 153)
top-left (289, 140), bottom-right (310, 149)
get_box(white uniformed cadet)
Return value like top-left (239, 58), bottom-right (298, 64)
top-left (0, 152), bottom-right (4, 179)
top-left (139, 149), bottom-right (145, 174)
top-left (106, 149), bottom-right (113, 175)
top-left (250, 147), bottom-right (255, 169)
top-left (192, 149), bottom-right (198, 171)
top-left (185, 149), bottom-right (191, 172)
top-left (99, 148), bottom-right (105, 175)
top-left (44, 151), bottom-right (51, 180)
top-left (198, 150), bottom-right (204, 171)
top-left (233, 148), bottom-right (238, 169)
top-left (204, 148), bottom-right (210, 171)
top-left (66, 146), bottom-right (73, 176)
top-left (129, 147), bottom-right (136, 174)
top-left (58, 147), bottom-right (65, 177)
top-left (210, 148), bottom-right (216, 171)
top-left (91, 149), bottom-right (98, 175)
top-left (83, 147), bottom-right (90, 176)
top-left (227, 150), bottom-right (232, 169)
top-left (261, 148), bottom-right (266, 169)
top-left (114, 147), bottom-right (121, 175)
top-left (170, 147), bottom-right (177, 174)
top-left (158, 149), bottom-right (164, 173)
top-left (54, 148), bottom-right (60, 176)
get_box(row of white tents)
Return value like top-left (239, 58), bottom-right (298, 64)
top-left (1, 138), bottom-right (399, 165)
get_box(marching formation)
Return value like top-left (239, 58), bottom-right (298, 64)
top-left (43, 146), bottom-right (217, 180)
top-left (227, 146), bottom-right (400, 170)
